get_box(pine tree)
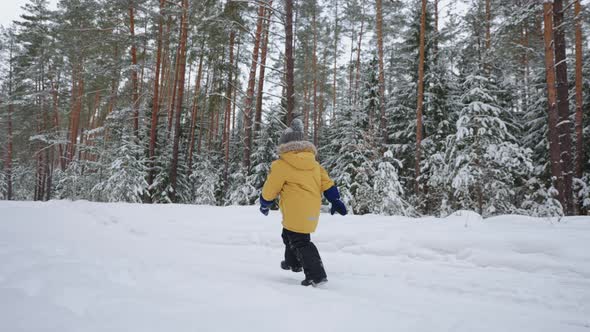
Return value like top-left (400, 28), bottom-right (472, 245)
top-left (447, 73), bottom-right (533, 216)
top-left (169, 0), bottom-right (190, 202)
top-left (324, 59), bottom-right (379, 215)
top-left (421, 60), bottom-right (459, 215)
top-left (1, 27), bottom-right (18, 200)
top-left (148, 0), bottom-right (166, 191)
top-left (16, 0), bottom-right (56, 201)
top-left (387, 0), bottom-right (435, 199)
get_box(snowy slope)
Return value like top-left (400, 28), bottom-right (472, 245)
top-left (0, 201), bottom-right (589, 332)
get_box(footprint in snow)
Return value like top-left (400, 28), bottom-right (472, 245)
top-left (129, 228), bottom-right (147, 236)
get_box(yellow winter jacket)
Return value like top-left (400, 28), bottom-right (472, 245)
top-left (261, 141), bottom-right (335, 234)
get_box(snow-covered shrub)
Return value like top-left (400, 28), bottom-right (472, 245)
top-left (91, 135), bottom-right (148, 203)
top-left (191, 155), bottom-right (221, 205)
top-left (0, 170), bottom-right (6, 199)
top-left (574, 175), bottom-right (590, 212)
top-left (225, 166), bottom-right (257, 206)
top-left (520, 178), bottom-right (563, 217)
top-left (54, 162), bottom-right (85, 200)
top-left (372, 150), bottom-right (412, 216)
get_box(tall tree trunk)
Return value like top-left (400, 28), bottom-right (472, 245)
top-left (41, 82), bottom-right (48, 201)
top-left (51, 79), bottom-right (65, 171)
top-left (522, 21), bottom-right (530, 110)
top-left (68, 64), bottom-right (84, 165)
top-left (34, 78), bottom-right (41, 201)
top-left (198, 64), bottom-right (211, 155)
top-left (103, 39), bottom-right (120, 145)
top-left (67, 67), bottom-right (78, 164)
top-left (5, 101), bottom-right (13, 200)
top-left (45, 89), bottom-right (54, 201)
top-left (169, 0), bottom-right (189, 202)
top-left (254, 1), bottom-right (273, 136)
top-left (107, 43), bottom-right (119, 118)
top-left (543, 1), bottom-right (565, 209)
top-left (159, 16), bottom-right (173, 113)
top-left (485, 0), bottom-right (491, 51)
top-left (42, 82), bottom-right (50, 201)
top-left (376, 0), bottom-right (387, 144)
top-left (574, 0), bottom-right (584, 193)
top-left (188, 50), bottom-right (205, 173)
top-left (224, 31), bottom-right (236, 181)
top-left (332, 0), bottom-right (339, 119)
top-left (167, 49), bottom-right (181, 136)
top-left (243, 2), bottom-right (265, 169)
top-left (139, 18), bottom-right (149, 101)
top-left (213, 61), bottom-right (223, 145)
top-left (312, 5), bottom-right (319, 146)
top-left (285, 0), bottom-right (295, 124)
top-left (85, 92), bottom-right (100, 163)
top-left (482, 0), bottom-right (492, 75)
top-left (553, 0), bottom-right (574, 215)
top-left (348, 23), bottom-right (355, 101)
top-left (303, 81), bottom-right (309, 134)
top-left (353, 4), bottom-right (365, 104)
top-left (148, 0), bottom-right (166, 190)
top-left (434, 0), bottom-right (439, 57)
top-left (415, 0), bottom-right (427, 195)
top-left (184, 49), bottom-right (194, 113)
top-left (318, 48), bottom-right (328, 143)
top-left (49, 77), bottom-right (60, 195)
top-left (206, 66), bottom-right (217, 151)
top-left (129, 0), bottom-right (140, 138)
top-left (5, 46), bottom-right (14, 199)
top-left (232, 34), bottom-right (241, 137)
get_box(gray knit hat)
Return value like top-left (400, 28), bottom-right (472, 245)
top-left (279, 119), bottom-right (306, 145)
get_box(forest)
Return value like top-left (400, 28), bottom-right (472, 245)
top-left (0, 0), bottom-right (588, 217)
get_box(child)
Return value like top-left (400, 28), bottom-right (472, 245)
top-left (259, 119), bottom-right (347, 287)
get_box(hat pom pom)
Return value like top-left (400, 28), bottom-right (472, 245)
top-left (290, 119), bottom-right (304, 133)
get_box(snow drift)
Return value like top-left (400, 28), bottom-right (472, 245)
top-left (0, 201), bottom-right (589, 332)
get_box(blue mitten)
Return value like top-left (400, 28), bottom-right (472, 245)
top-left (259, 195), bottom-right (274, 216)
top-left (330, 199), bottom-right (347, 216)
top-left (324, 186), bottom-right (348, 216)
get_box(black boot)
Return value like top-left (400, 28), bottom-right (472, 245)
top-left (281, 260), bottom-right (302, 272)
top-left (301, 277), bottom-right (328, 287)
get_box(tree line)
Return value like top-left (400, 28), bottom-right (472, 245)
top-left (0, 0), bottom-right (588, 217)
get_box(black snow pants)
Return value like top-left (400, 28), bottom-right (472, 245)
top-left (281, 228), bottom-right (327, 282)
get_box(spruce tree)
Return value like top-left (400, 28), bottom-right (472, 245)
top-left (373, 150), bottom-right (410, 216)
top-left (446, 72), bottom-right (533, 216)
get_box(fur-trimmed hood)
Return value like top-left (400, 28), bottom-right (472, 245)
top-left (277, 141), bottom-right (318, 171)
top-left (277, 140), bottom-right (317, 155)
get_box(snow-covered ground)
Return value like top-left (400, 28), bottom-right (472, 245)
top-left (1, 201), bottom-right (589, 332)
